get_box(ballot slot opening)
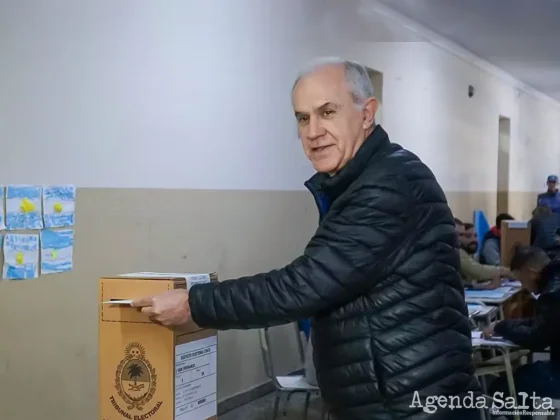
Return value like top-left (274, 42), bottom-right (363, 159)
top-left (102, 298), bottom-right (134, 305)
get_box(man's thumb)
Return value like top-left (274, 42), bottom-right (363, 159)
top-left (130, 296), bottom-right (153, 308)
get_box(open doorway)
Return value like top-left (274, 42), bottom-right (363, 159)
top-left (497, 116), bottom-right (511, 214)
top-left (365, 68), bottom-right (383, 125)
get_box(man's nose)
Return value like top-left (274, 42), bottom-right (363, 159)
top-left (307, 116), bottom-right (325, 139)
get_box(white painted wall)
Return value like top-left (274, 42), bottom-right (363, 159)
top-left (1, 0), bottom-right (558, 192)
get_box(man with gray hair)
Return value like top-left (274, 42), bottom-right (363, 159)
top-left (132, 58), bottom-right (479, 419)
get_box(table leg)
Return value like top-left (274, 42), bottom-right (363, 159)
top-left (503, 350), bottom-right (519, 420)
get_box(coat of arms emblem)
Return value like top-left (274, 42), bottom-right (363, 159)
top-left (115, 342), bottom-right (157, 411)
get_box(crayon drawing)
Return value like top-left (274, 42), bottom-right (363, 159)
top-left (40, 229), bottom-right (74, 274)
top-left (43, 185), bottom-right (76, 228)
top-left (0, 187), bottom-right (5, 230)
top-left (5, 185), bottom-right (43, 230)
top-left (3, 233), bottom-right (39, 279)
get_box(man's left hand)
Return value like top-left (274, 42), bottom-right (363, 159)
top-left (131, 289), bottom-right (191, 326)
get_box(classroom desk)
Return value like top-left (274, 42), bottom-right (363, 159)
top-left (465, 287), bottom-right (522, 320)
top-left (472, 332), bottom-right (521, 420)
top-left (468, 302), bottom-right (499, 327)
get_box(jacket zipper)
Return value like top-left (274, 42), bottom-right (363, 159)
top-left (305, 181), bottom-right (329, 221)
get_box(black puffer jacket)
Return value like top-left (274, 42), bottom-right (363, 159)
top-left (189, 126), bottom-right (479, 419)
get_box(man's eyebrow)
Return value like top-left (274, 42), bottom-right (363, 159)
top-left (294, 102), bottom-right (341, 117)
top-left (316, 102), bottom-right (340, 111)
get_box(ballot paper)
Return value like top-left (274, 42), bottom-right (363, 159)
top-left (101, 299), bottom-right (133, 305)
top-left (502, 280), bottom-right (522, 288)
top-left (465, 286), bottom-right (513, 300)
top-left (471, 330), bottom-right (516, 347)
top-left (471, 331), bottom-right (503, 339)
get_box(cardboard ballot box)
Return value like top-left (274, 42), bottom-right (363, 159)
top-left (99, 272), bottom-right (218, 420)
top-left (499, 221), bottom-right (532, 320)
top-left (500, 220), bottom-right (531, 266)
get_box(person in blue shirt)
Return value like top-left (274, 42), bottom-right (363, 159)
top-left (537, 175), bottom-right (560, 213)
top-left (530, 206), bottom-right (560, 257)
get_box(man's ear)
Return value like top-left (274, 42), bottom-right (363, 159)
top-left (362, 97), bottom-right (378, 129)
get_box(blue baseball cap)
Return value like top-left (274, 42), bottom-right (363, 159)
top-left (547, 175), bottom-right (558, 183)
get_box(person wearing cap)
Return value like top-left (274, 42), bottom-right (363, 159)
top-left (537, 175), bottom-right (560, 213)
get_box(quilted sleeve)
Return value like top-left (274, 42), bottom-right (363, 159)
top-left (188, 176), bottom-right (413, 330)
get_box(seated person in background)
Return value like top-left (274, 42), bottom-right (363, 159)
top-left (537, 174), bottom-right (560, 213)
top-left (455, 218), bottom-right (510, 289)
top-left (480, 213), bottom-right (514, 266)
top-left (531, 205), bottom-right (560, 256)
top-left (463, 222), bottom-right (477, 254)
top-left (483, 245), bottom-right (560, 418)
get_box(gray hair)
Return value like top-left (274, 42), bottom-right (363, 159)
top-left (292, 57), bottom-right (375, 107)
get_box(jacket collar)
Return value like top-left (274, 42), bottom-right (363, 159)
top-left (489, 226), bottom-right (501, 237)
top-left (305, 125), bottom-right (390, 200)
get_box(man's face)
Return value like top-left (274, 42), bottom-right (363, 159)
top-left (548, 180), bottom-right (557, 192)
top-left (455, 224), bottom-right (467, 247)
top-left (292, 65), bottom-right (377, 173)
top-left (464, 228), bottom-right (478, 254)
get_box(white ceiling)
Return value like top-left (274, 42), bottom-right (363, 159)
top-left (377, 0), bottom-right (560, 101)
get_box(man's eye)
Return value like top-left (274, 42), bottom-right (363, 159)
top-left (323, 109), bottom-right (334, 117)
top-left (297, 116), bottom-right (309, 124)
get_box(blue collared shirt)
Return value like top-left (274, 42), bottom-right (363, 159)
top-left (537, 190), bottom-right (560, 213)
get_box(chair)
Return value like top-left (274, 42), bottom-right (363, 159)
top-left (259, 324), bottom-right (327, 419)
top-left (474, 349), bottom-right (530, 420)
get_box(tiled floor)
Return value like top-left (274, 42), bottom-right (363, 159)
top-left (220, 353), bottom-right (551, 419)
top-left (220, 392), bottom-right (326, 420)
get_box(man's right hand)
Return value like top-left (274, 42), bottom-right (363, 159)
top-left (131, 289), bottom-right (192, 326)
top-left (482, 276), bottom-right (502, 290)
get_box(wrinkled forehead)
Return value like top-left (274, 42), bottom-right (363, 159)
top-left (292, 65), bottom-right (352, 110)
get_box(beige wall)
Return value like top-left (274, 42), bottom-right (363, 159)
top-left (447, 190), bottom-right (537, 224)
top-left (0, 187), bottom-right (537, 420)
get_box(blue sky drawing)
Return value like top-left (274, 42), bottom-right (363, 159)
top-left (40, 229), bottom-right (74, 274)
top-left (3, 233), bottom-right (39, 280)
top-left (43, 185), bottom-right (76, 228)
top-left (6, 185), bottom-right (43, 230)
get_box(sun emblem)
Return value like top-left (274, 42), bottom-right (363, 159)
top-left (115, 342), bottom-right (157, 411)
